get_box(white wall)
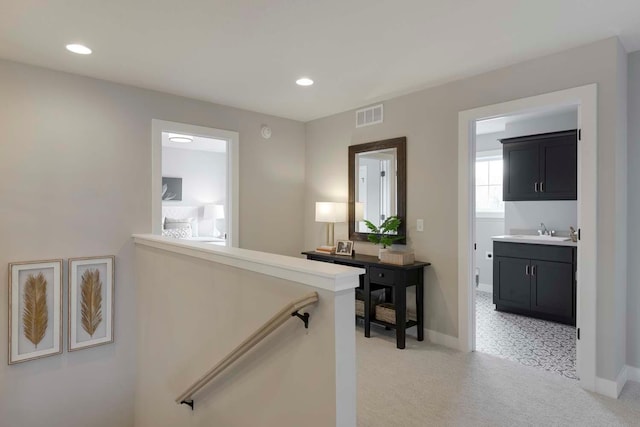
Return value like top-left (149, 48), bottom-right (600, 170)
top-left (304, 37), bottom-right (628, 381)
top-left (0, 58), bottom-right (305, 426)
top-left (475, 132), bottom-right (503, 151)
top-left (614, 41), bottom-right (628, 377)
top-left (627, 51), bottom-right (640, 369)
top-left (504, 201), bottom-right (577, 234)
top-left (162, 147), bottom-right (226, 206)
top-left (475, 218), bottom-right (504, 290)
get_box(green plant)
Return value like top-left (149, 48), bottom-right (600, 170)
top-left (363, 216), bottom-right (404, 248)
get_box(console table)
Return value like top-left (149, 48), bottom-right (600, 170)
top-left (302, 251), bottom-right (430, 349)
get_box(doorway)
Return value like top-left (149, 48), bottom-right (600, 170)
top-left (151, 120), bottom-right (239, 247)
top-left (473, 107), bottom-right (578, 379)
top-left (458, 85), bottom-right (598, 392)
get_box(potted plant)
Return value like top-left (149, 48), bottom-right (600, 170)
top-left (363, 216), bottom-right (405, 259)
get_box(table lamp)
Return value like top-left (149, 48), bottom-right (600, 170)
top-left (315, 202), bottom-right (347, 246)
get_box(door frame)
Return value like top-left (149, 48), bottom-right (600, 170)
top-left (151, 119), bottom-right (240, 247)
top-left (457, 84), bottom-right (597, 391)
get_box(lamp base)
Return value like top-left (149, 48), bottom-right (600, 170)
top-left (326, 223), bottom-right (335, 246)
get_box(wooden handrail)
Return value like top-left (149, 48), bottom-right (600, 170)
top-left (175, 291), bottom-right (319, 407)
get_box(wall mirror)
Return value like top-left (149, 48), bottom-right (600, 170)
top-left (349, 137), bottom-right (406, 242)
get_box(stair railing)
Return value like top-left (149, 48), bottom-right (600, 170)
top-left (175, 291), bottom-right (319, 409)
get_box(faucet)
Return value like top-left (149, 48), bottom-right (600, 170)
top-left (538, 222), bottom-right (555, 236)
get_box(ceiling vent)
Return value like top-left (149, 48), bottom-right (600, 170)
top-left (355, 104), bottom-right (383, 128)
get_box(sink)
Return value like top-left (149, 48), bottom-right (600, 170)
top-left (510, 235), bottom-right (571, 242)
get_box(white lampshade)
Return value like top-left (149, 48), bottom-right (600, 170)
top-left (355, 202), bottom-right (365, 221)
top-left (204, 204), bottom-right (225, 219)
top-left (315, 202), bottom-right (347, 223)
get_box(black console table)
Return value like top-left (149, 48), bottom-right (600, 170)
top-left (302, 251), bottom-right (430, 349)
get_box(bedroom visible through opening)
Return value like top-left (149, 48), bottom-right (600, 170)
top-left (160, 131), bottom-right (228, 246)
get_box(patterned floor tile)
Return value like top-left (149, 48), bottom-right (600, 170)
top-left (475, 290), bottom-right (577, 380)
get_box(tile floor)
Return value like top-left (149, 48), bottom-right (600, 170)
top-left (475, 289), bottom-right (577, 379)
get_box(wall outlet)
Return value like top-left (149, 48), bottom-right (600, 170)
top-left (485, 251), bottom-right (493, 260)
top-left (417, 219), bottom-right (424, 232)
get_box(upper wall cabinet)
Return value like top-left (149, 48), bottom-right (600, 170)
top-left (501, 130), bottom-right (577, 201)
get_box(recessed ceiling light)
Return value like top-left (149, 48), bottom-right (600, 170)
top-left (296, 77), bottom-right (314, 86)
top-left (168, 134), bottom-right (194, 144)
top-left (66, 44), bottom-right (92, 55)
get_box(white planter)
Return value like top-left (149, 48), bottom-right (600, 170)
top-left (378, 247), bottom-right (388, 259)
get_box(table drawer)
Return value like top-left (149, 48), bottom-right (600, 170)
top-left (369, 267), bottom-right (395, 285)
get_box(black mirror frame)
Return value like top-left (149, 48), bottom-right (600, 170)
top-left (348, 137), bottom-right (407, 244)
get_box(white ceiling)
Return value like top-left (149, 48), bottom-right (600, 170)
top-left (1, 1), bottom-right (639, 122)
top-left (162, 133), bottom-right (227, 153)
top-left (476, 105), bottom-right (578, 135)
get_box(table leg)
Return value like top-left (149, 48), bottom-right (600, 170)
top-left (364, 271), bottom-right (371, 338)
top-left (417, 269), bottom-right (424, 342)
top-left (394, 284), bottom-right (406, 349)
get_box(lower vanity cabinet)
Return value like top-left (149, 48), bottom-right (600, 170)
top-left (493, 241), bottom-right (576, 326)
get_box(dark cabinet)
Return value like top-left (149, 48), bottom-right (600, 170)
top-left (493, 242), bottom-right (576, 325)
top-left (503, 141), bottom-right (539, 200)
top-left (494, 256), bottom-right (531, 311)
top-left (531, 260), bottom-right (574, 319)
top-left (502, 130), bottom-right (577, 201)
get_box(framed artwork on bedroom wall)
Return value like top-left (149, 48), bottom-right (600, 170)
top-left (162, 177), bottom-right (182, 201)
top-left (68, 256), bottom-right (115, 351)
top-left (8, 259), bottom-right (63, 364)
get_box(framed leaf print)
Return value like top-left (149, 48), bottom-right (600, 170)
top-left (8, 260), bottom-right (63, 364)
top-left (68, 256), bottom-right (114, 351)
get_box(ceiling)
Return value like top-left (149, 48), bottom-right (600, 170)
top-left (162, 133), bottom-right (227, 153)
top-left (476, 105), bottom-right (577, 135)
top-left (1, 1), bottom-right (639, 122)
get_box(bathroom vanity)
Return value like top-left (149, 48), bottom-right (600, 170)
top-left (491, 236), bottom-right (577, 326)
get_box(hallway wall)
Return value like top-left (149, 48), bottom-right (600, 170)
top-left (0, 59), bottom-right (306, 427)
top-left (304, 37), bottom-right (628, 381)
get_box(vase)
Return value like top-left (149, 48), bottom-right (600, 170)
top-left (378, 247), bottom-right (388, 260)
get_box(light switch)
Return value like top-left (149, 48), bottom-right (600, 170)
top-left (417, 219), bottom-right (424, 232)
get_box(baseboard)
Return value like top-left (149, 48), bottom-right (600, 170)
top-left (476, 283), bottom-right (493, 293)
top-left (424, 328), bottom-right (459, 350)
top-left (595, 366), bottom-right (629, 399)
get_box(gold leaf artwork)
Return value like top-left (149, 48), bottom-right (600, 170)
top-left (81, 269), bottom-right (103, 337)
top-left (23, 273), bottom-right (48, 348)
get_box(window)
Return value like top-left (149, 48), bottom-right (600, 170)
top-left (476, 155), bottom-right (504, 215)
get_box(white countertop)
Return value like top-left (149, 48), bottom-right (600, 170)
top-left (492, 235), bottom-right (578, 247)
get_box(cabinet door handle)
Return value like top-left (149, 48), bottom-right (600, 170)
top-left (532, 265), bottom-right (536, 277)
top-left (540, 182), bottom-right (544, 192)
top-left (378, 273), bottom-right (384, 278)
top-left (525, 265), bottom-right (530, 276)
top-left (534, 182), bottom-right (538, 192)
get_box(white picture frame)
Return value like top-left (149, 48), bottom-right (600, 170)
top-left (68, 256), bottom-right (115, 351)
top-left (8, 259), bottom-right (63, 364)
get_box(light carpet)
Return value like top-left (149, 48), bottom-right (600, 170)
top-left (357, 326), bottom-right (640, 427)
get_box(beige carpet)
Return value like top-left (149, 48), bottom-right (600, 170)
top-left (357, 327), bottom-right (640, 426)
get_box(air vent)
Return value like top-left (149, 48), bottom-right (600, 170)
top-left (355, 104), bottom-right (383, 128)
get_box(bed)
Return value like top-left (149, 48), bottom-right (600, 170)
top-left (161, 205), bottom-right (226, 246)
